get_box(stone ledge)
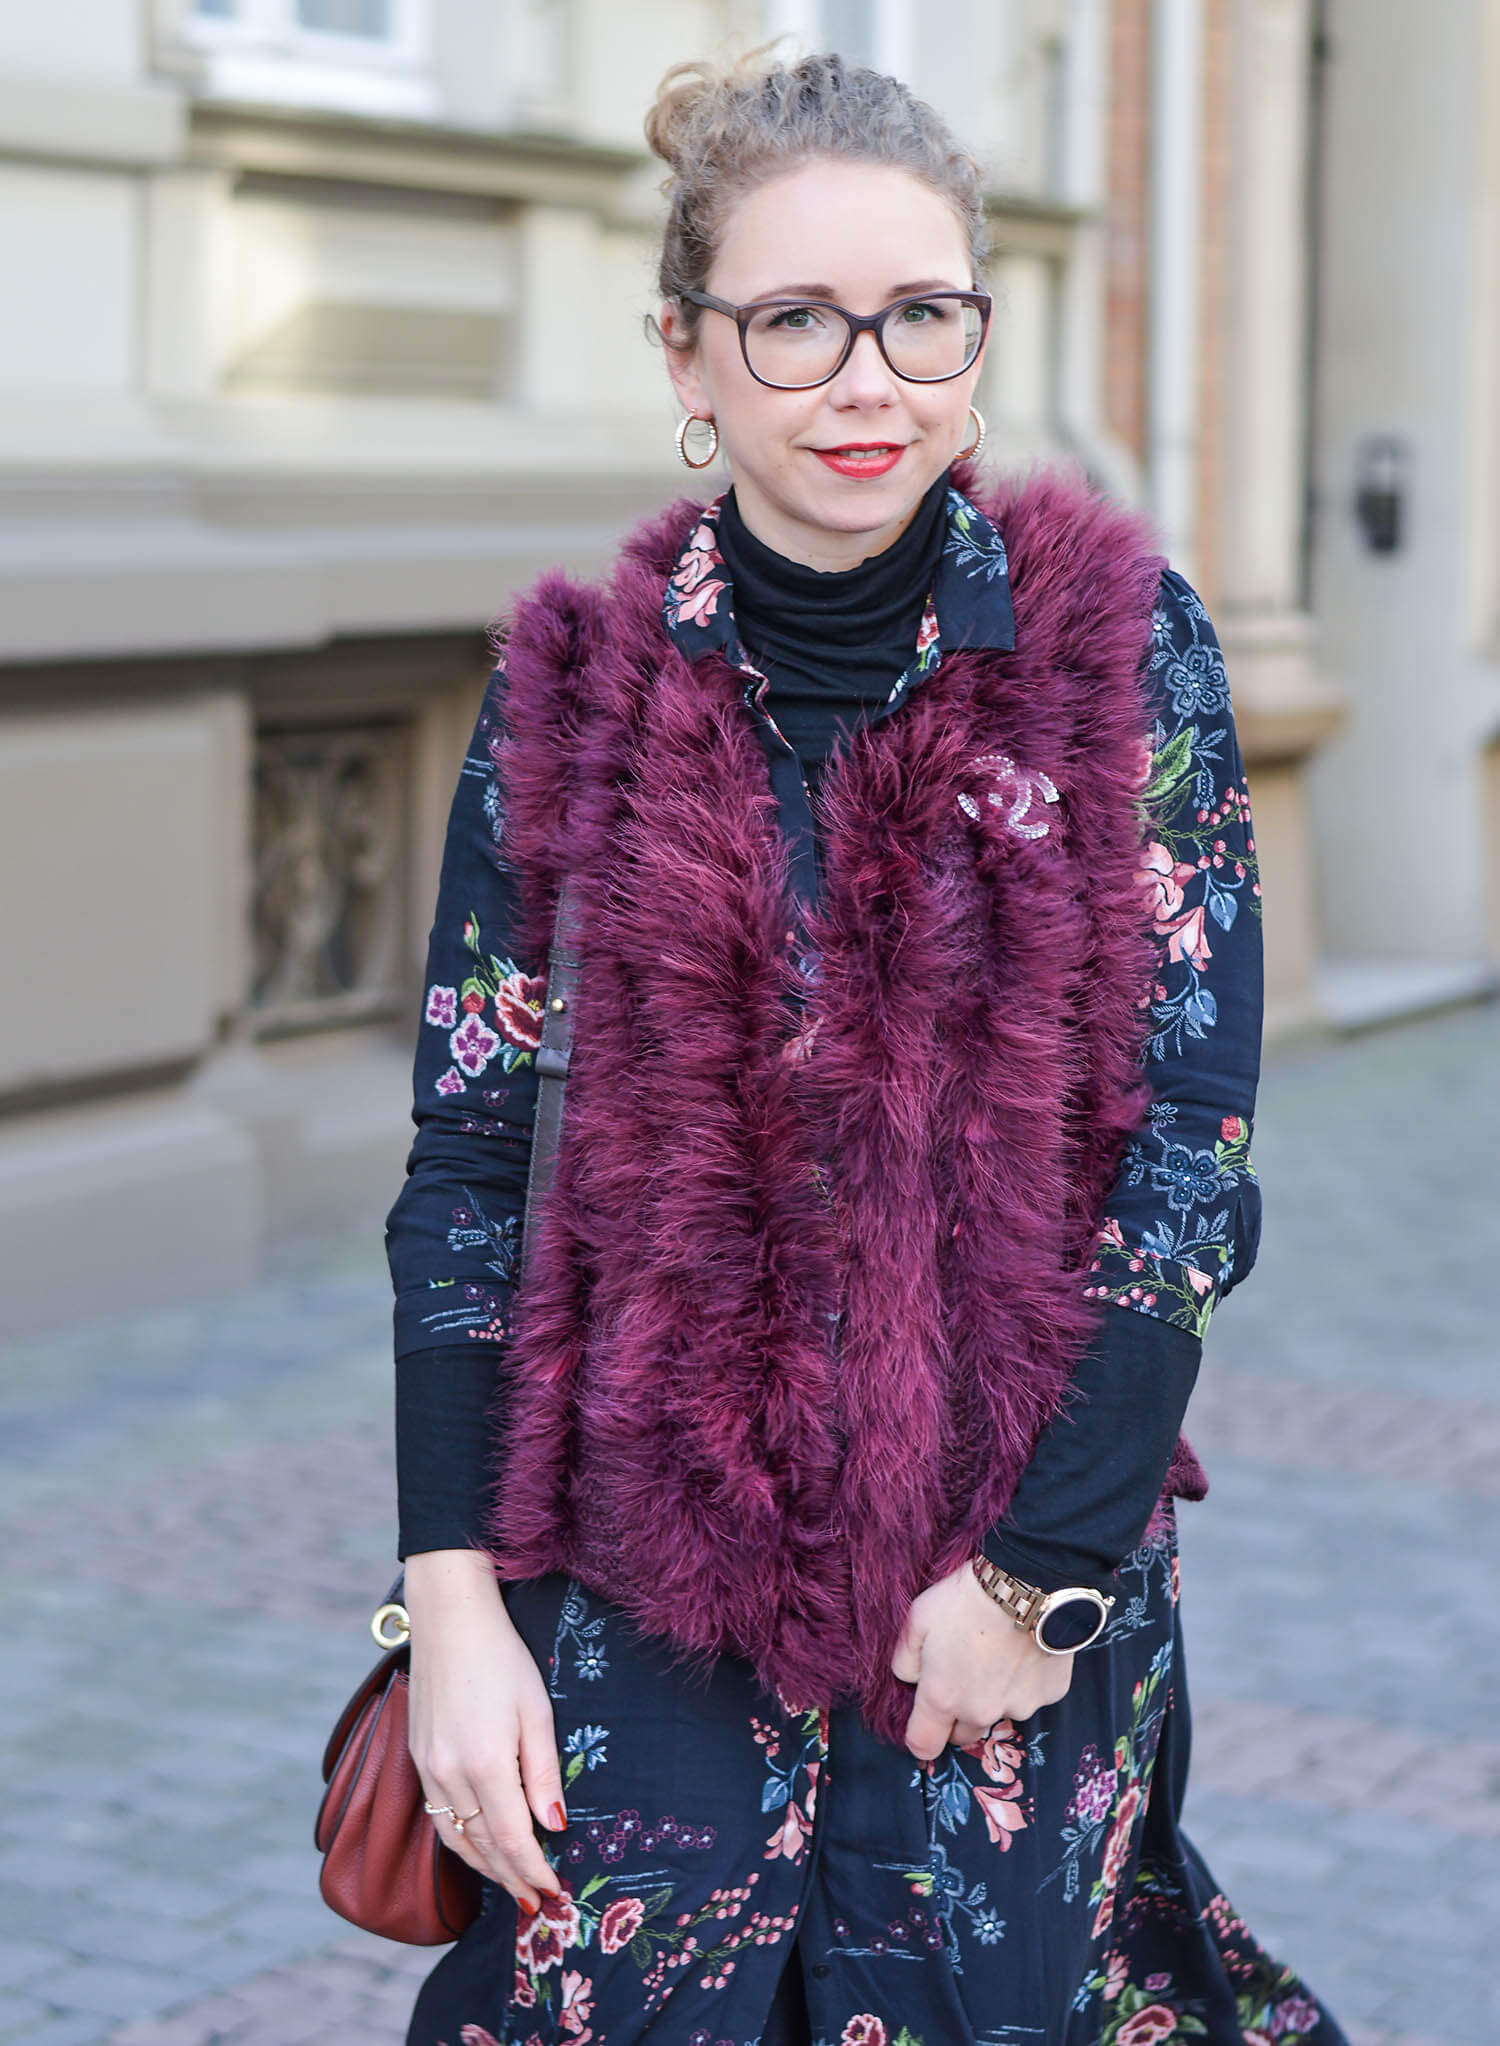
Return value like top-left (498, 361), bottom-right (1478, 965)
top-left (0, 74), bottom-right (185, 169)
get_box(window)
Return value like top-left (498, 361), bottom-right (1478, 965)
top-left (763, 0), bottom-right (913, 78)
top-left (182, 0), bottom-right (435, 118)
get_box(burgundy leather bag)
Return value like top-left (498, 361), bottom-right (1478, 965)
top-left (315, 1631), bottom-right (482, 1943)
top-left (314, 877), bottom-right (582, 1945)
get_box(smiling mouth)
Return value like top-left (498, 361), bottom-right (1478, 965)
top-left (816, 443), bottom-right (904, 458)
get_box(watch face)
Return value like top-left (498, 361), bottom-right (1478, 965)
top-left (1034, 1591), bottom-right (1109, 1653)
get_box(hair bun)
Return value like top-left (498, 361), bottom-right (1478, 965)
top-left (643, 58), bottom-right (721, 172)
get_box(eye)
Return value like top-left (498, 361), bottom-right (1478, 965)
top-left (764, 304), bottom-right (828, 331)
top-left (897, 300), bottom-right (950, 325)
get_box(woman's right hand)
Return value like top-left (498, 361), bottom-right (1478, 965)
top-left (404, 1548), bottom-right (567, 1915)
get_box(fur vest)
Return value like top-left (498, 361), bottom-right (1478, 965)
top-left (487, 468), bottom-right (1182, 1747)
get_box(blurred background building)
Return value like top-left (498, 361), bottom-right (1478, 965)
top-left (2, 0), bottom-right (1497, 1336)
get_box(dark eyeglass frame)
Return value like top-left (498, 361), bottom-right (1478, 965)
top-left (679, 287), bottom-right (993, 390)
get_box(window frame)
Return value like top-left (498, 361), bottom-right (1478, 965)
top-left (180, 0), bottom-right (434, 92)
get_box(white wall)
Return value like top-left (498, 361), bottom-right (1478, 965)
top-left (1309, 0), bottom-right (1500, 963)
top-left (0, 164), bottom-right (137, 393)
top-left (0, 0), bottom-right (145, 82)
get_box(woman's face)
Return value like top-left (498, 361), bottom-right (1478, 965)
top-left (661, 159), bottom-right (986, 571)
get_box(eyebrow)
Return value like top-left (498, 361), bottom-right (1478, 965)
top-left (754, 277), bottom-right (970, 300)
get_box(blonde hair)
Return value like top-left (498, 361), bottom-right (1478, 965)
top-left (644, 47), bottom-right (989, 344)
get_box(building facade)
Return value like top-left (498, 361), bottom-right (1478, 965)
top-left (1, 0), bottom-right (1493, 1334)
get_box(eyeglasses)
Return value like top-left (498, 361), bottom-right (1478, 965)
top-left (679, 287), bottom-right (992, 391)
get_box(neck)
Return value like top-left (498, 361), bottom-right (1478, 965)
top-left (725, 478), bottom-right (935, 572)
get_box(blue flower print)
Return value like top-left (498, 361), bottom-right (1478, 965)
top-left (563, 1723), bottom-right (610, 1778)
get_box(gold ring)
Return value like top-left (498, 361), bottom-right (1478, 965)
top-left (423, 1801), bottom-right (456, 1819)
top-left (452, 1807), bottom-right (482, 1836)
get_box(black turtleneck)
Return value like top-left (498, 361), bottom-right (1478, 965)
top-left (716, 474), bottom-right (950, 763)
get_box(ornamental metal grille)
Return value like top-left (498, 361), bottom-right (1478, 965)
top-left (251, 722), bottom-right (409, 1033)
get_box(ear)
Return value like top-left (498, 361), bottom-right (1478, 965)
top-left (659, 301), bottom-right (710, 417)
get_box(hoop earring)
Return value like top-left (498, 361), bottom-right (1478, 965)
top-left (675, 414), bottom-right (720, 470)
top-left (957, 405), bottom-right (986, 462)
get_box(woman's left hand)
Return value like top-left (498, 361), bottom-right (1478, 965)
top-left (891, 1557), bottom-right (1076, 1761)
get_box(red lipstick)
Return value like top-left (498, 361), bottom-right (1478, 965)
top-left (811, 443), bottom-right (906, 479)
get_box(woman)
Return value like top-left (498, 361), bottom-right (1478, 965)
top-left (385, 50), bottom-right (1348, 2046)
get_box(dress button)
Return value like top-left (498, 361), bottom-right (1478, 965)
top-left (811, 1963), bottom-right (830, 1979)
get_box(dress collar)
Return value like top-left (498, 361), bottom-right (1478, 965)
top-left (661, 480), bottom-right (1017, 692)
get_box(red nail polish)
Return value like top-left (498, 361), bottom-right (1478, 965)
top-left (548, 1801), bottom-right (567, 1831)
top-left (517, 1895), bottom-right (538, 1918)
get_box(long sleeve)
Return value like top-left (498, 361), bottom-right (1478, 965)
top-left (981, 570), bottom-right (1264, 1592)
top-left (384, 658), bottom-right (540, 1558)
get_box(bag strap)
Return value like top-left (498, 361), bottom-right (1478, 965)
top-left (520, 873), bottom-right (584, 1288)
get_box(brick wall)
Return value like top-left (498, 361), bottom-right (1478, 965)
top-left (1105, 0), bottom-right (1151, 465)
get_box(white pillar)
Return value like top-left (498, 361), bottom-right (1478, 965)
top-left (1148, 0), bottom-right (1203, 577)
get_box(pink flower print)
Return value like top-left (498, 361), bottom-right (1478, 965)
top-left (1103, 1949), bottom-right (1129, 2001)
top-left (1220, 1114), bottom-right (1244, 1142)
top-left (675, 573), bottom-right (727, 628)
top-left (960, 1719), bottom-right (1024, 1787)
top-left (450, 1013), bottom-right (501, 1076)
top-left (1100, 1783), bottom-right (1143, 1893)
top-left (512, 1965), bottom-right (536, 2005)
top-left (459, 2029), bottom-right (503, 2046)
top-left (1161, 902), bottom-right (1212, 971)
top-left (1129, 735), bottom-right (1156, 791)
top-left (669, 522), bottom-right (729, 627)
top-left (1183, 1264), bottom-right (1213, 1297)
top-left (425, 984), bottom-right (458, 1027)
top-left (558, 1967), bottom-right (595, 2038)
top-left (495, 970), bottom-right (546, 1052)
top-left (971, 1781), bottom-right (1028, 1847)
top-left (1144, 1973), bottom-right (1172, 1994)
top-left (598, 1895), bottom-right (645, 1953)
top-left (1271, 1995), bottom-right (1321, 2038)
top-left (1092, 1888), bottom-right (1115, 1939)
top-left (1116, 2006), bottom-right (1179, 2046)
top-left (1065, 1744), bottom-right (1117, 1828)
top-left (435, 1066), bottom-right (466, 1096)
top-left (915, 603), bottom-right (939, 655)
top-left (515, 1884), bottom-right (581, 1973)
top-left (840, 2019), bottom-right (888, 2046)
top-left (1138, 839), bottom-right (1199, 925)
top-left (765, 1796), bottom-right (812, 1862)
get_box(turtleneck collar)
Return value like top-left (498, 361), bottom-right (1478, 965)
top-left (714, 473), bottom-right (951, 759)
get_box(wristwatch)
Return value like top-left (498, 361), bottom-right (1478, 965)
top-left (970, 1553), bottom-right (1115, 1654)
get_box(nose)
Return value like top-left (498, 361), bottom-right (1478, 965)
top-left (824, 325), bottom-right (900, 408)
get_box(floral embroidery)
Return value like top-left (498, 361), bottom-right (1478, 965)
top-left (1086, 1645), bottom-right (1172, 1941)
top-left (435, 1066), bottom-right (465, 1097)
top-left (453, 912), bottom-right (545, 1068)
top-left (664, 518), bottom-right (730, 633)
top-left (450, 1012), bottom-right (501, 1076)
top-left (543, 1580), bottom-right (611, 1699)
top-left (426, 984), bottom-right (459, 1027)
top-left (1084, 1107), bottom-right (1259, 1337)
top-left (942, 489), bottom-right (1011, 582)
top-left (563, 1723), bottom-right (609, 1781)
top-left (1135, 598), bottom-right (1262, 1066)
top-left (753, 1707), bottom-right (827, 1865)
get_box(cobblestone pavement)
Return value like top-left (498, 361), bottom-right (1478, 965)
top-left (3, 997), bottom-right (1497, 2046)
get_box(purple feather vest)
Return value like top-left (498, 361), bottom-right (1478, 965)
top-left (486, 468), bottom-right (1200, 1747)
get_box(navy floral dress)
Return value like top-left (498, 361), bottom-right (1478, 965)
top-left (388, 487), bottom-right (1347, 2046)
